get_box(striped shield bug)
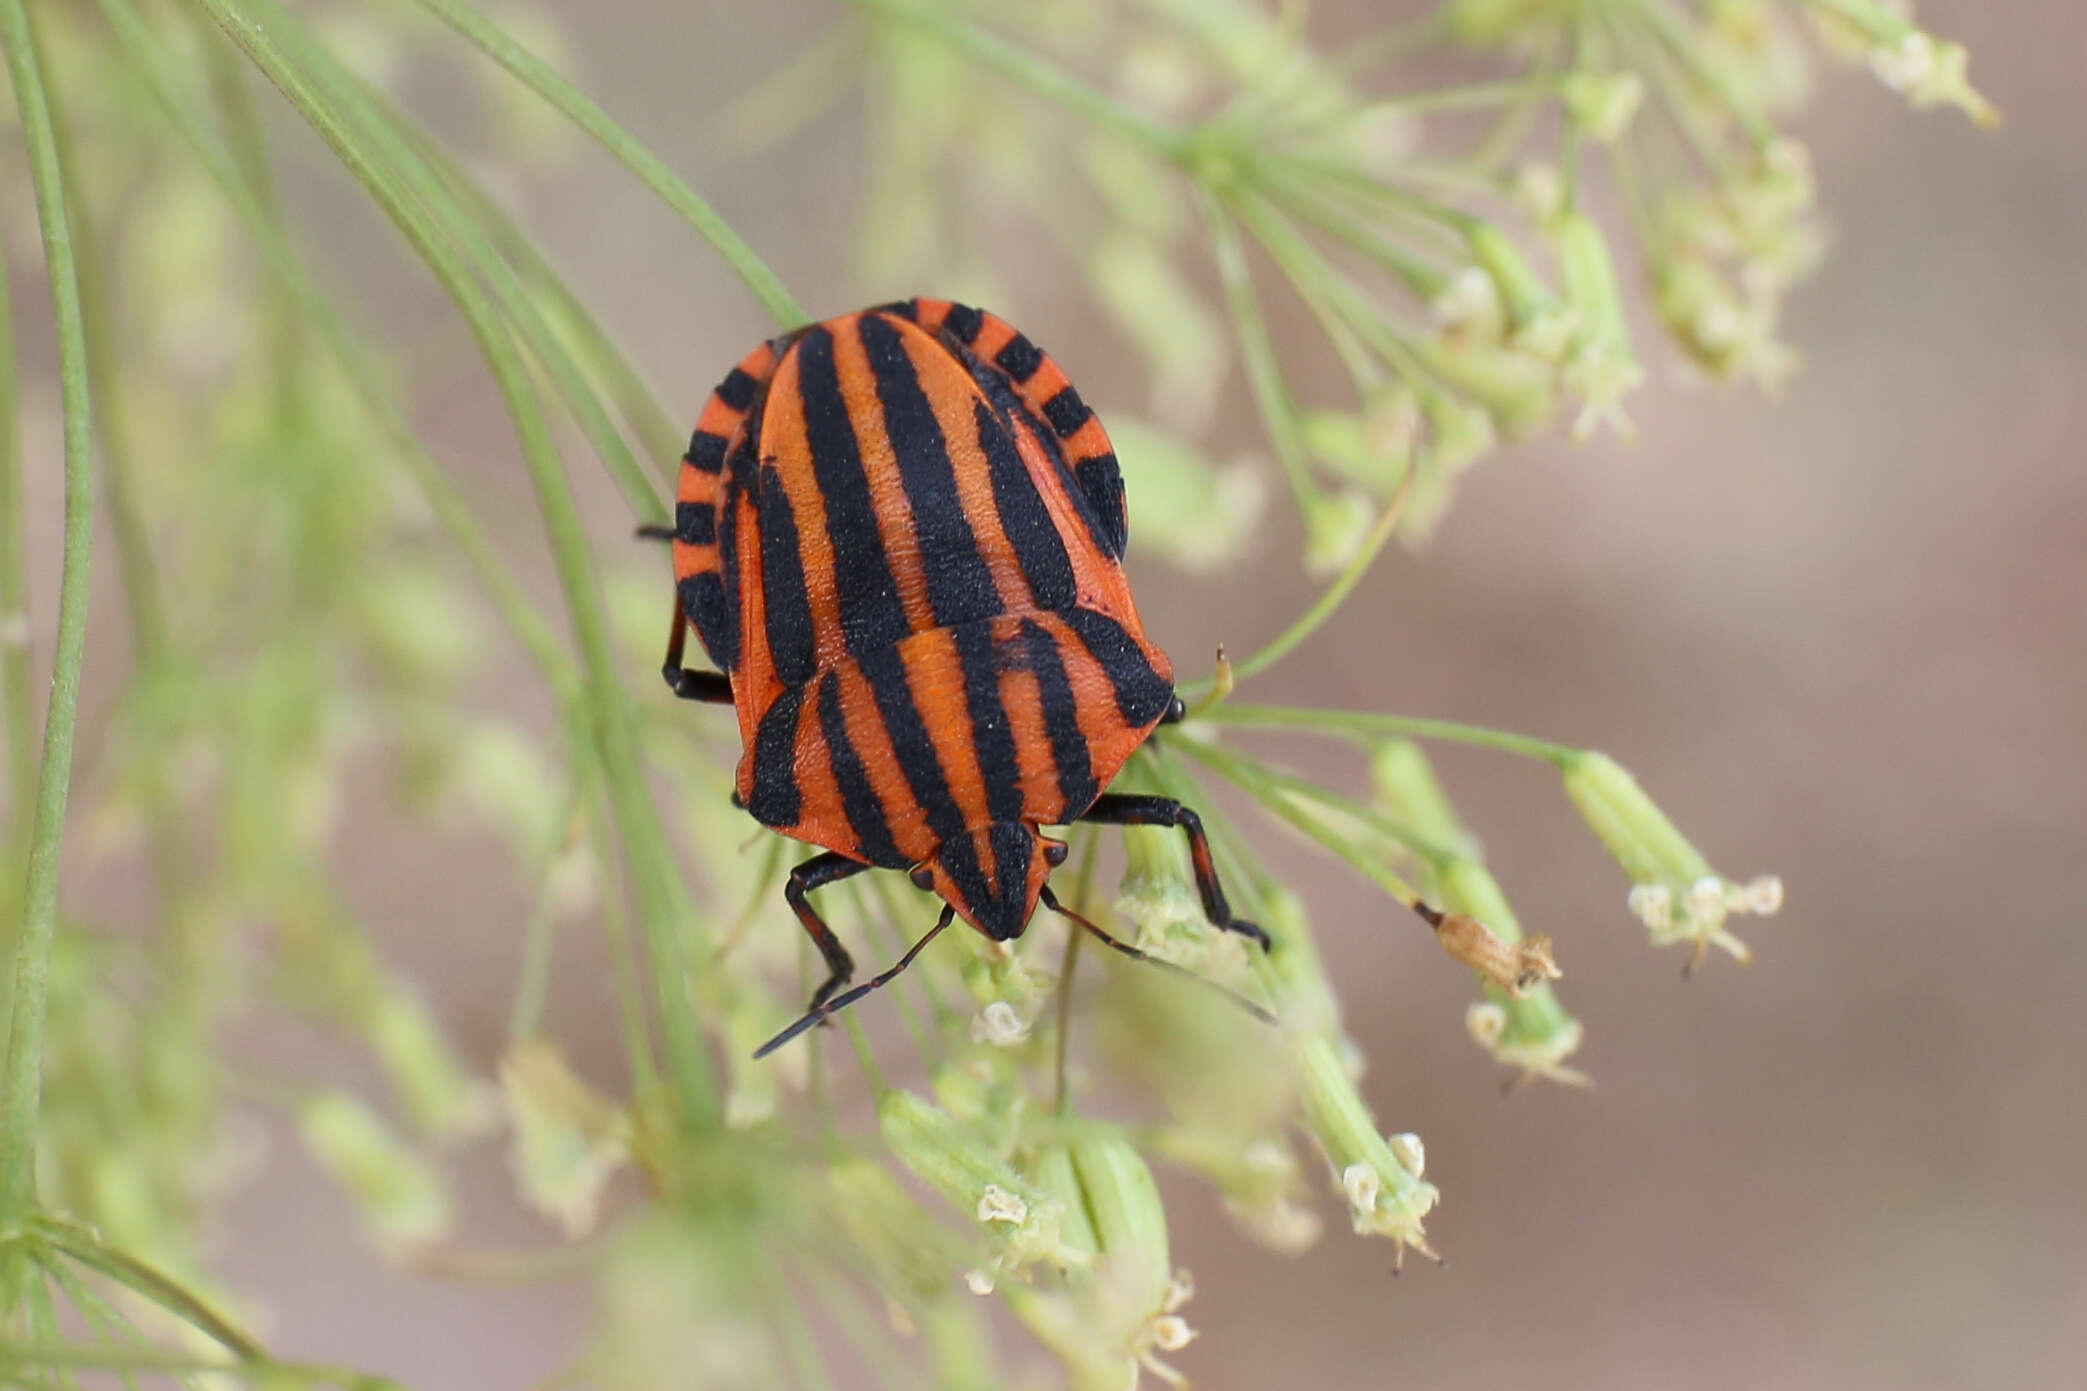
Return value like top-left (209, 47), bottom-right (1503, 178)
top-left (654, 299), bottom-right (1270, 1055)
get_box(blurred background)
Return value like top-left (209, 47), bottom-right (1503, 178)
top-left (6, 0), bottom-right (2084, 1387)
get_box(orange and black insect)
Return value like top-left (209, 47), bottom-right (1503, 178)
top-left (651, 298), bottom-right (1268, 1055)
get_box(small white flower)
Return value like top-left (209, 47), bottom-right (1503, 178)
top-left (1686, 875), bottom-right (1729, 927)
top-left (1744, 875), bottom-right (1786, 915)
top-left (1431, 266), bottom-right (1500, 334)
top-left (1466, 1001), bottom-right (1507, 1047)
top-left (1387, 1133), bottom-right (1426, 1180)
top-left (1341, 1162), bottom-right (1380, 1219)
top-left (963, 1268), bottom-right (996, 1296)
top-left (969, 999), bottom-right (1029, 1047)
top-left (975, 1184), bottom-right (1028, 1226)
top-left (1512, 162), bottom-right (1565, 223)
top-left (1627, 883), bottom-right (1675, 931)
top-left (1147, 1314), bottom-right (1195, 1352)
top-left (1868, 31), bottom-right (1935, 93)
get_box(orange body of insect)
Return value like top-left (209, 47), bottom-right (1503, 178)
top-left (658, 298), bottom-right (1265, 1053)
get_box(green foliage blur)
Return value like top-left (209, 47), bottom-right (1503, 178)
top-left (0, 0), bottom-right (1982, 1386)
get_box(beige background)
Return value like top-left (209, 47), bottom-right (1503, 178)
top-left (15, 0), bottom-right (2086, 1386)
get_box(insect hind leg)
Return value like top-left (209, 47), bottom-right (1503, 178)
top-left (1077, 794), bottom-right (1270, 949)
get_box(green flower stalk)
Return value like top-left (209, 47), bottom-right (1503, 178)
top-left (1562, 751), bottom-right (1785, 969)
top-left (297, 1092), bottom-right (451, 1252)
top-left (1553, 211), bottom-right (1645, 442)
top-left (876, 1089), bottom-right (1075, 1282)
top-left (1010, 1133), bottom-right (1195, 1391)
top-left (1463, 222), bottom-right (1579, 363)
top-left (500, 1039), bottom-right (631, 1238)
top-left (1373, 741), bottom-right (1586, 1086)
top-left (366, 987), bottom-right (495, 1140)
top-left (824, 1156), bottom-right (978, 1311)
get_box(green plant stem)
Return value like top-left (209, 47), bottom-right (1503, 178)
top-left (31, 1216), bottom-right (262, 1358)
top-left (1187, 493), bottom-right (1406, 699)
top-left (850, 0), bottom-right (1186, 160)
top-left (1199, 191), bottom-right (1317, 515)
top-left (1174, 738), bottom-right (1427, 909)
top-left (194, 0), bottom-right (718, 1127)
top-left (409, 0), bottom-right (807, 327)
top-left (0, 0), bottom-right (96, 1230)
top-left (101, 0), bottom-right (576, 700)
top-left (507, 778), bottom-right (583, 1042)
top-left (0, 1344), bottom-right (403, 1391)
top-left (0, 221), bottom-right (32, 846)
top-left (1200, 702), bottom-right (1581, 765)
top-left (1182, 737), bottom-right (1460, 868)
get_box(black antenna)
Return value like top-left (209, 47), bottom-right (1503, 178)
top-left (754, 905), bottom-right (956, 1058)
top-left (634, 523), bottom-right (676, 542)
top-left (1038, 887), bottom-right (1278, 1026)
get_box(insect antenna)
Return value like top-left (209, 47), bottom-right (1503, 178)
top-left (634, 523), bottom-right (676, 541)
top-left (754, 904), bottom-right (957, 1059)
top-left (1038, 887), bottom-right (1277, 1027)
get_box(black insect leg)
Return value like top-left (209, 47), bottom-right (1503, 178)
top-left (1077, 794), bottom-right (1271, 950)
top-left (784, 851), bottom-right (869, 1014)
top-left (661, 598), bottom-right (733, 704)
top-left (756, 905), bottom-right (955, 1058)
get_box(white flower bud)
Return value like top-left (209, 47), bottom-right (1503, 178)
top-left (1744, 875), bottom-right (1786, 915)
top-left (1387, 1133), bottom-right (1426, 1180)
top-left (964, 1268), bottom-right (995, 1296)
top-left (976, 1184), bottom-right (1029, 1227)
top-left (970, 1000), bottom-right (1030, 1047)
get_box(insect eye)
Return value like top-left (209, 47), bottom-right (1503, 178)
top-left (1042, 840), bottom-right (1069, 867)
top-left (909, 865), bottom-right (935, 891)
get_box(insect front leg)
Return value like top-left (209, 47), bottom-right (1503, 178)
top-left (1077, 794), bottom-right (1271, 950)
top-left (784, 851), bottom-right (869, 1011)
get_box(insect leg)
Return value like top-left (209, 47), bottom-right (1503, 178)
top-left (784, 851), bottom-right (869, 1012)
top-left (660, 596), bottom-right (733, 704)
top-left (1076, 794), bottom-right (1271, 950)
top-left (1038, 888), bottom-right (1274, 1025)
top-left (755, 904), bottom-right (955, 1058)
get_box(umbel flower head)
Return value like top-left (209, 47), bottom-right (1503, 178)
top-left (1563, 752), bottom-right (1785, 969)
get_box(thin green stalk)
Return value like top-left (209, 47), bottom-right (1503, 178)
top-left (507, 777), bottom-right (584, 1042)
top-left (849, 0), bottom-right (1186, 160)
top-left (1628, 0), bottom-right (1775, 151)
top-left (38, 1255), bottom-right (149, 1391)
top-left (186, 3), bottom-right (305, 433)
top-left (0, 0), bottom-right (96, 1228)
top-left (1174, 737), bottom-right (1428, 909)
top-left (194, 0), bottom-right (718, 1126)
top-left (0, 1344), bottom-right (404, 1391)
top-left (411, 130), bottom-right (684, 467)
top-left (1182, 737), bottom-right (1461, 868)
top-left (100, 0), bottom-right (576, 699)
top-left (301, 56), bottom-right (668, 528)
top-left (0, 221), bottom-right (32, 844)
top-left (1200, 702), bottom-right (1581, 765)
top-left (32, 1218), bottom-right (260, 1358)
top-left (1199, 191), bottom-right (1317, 515)
top-left (1188, 490), bottom-right (1405, 699)
top-left (37, 41), bottom-right (165, 668)
top-left (409, 0), bottom-right (807, 327)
